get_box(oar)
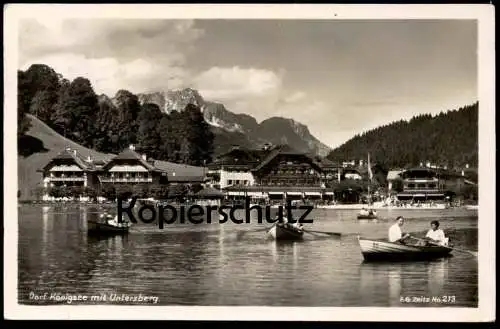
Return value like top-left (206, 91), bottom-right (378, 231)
top-left (301, 229), bottom-right (342, 237)
top-left (447, 246), bottom-right (478, 257)
top-left (236, 226), bottom-right (271, 239)
top-left (409, 235), bottom-right (478, 257)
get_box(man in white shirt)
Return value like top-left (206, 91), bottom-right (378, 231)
top-left (425, 220), bottom-right (448, 246)
top-left (388, 216), bottom-right (410, 243)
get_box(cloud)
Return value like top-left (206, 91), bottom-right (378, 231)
top-left (192, 66), bottom-right (283, 101)
top-left (19, 19), bottom-right (203, 62)
top-left (283, 91), bottom-right (306, 104)
top-left (18, 18), bottom-right (203, 94)
top-left (20, 53), bottom-right (187, 96)
top-left (17, 19), bottom-right (337, 146)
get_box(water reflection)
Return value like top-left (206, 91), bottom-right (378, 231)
top-left (271, 240), bottom-right (299, 267)
top-left (359, 258), bottom-right (449, 306)
top-left (427, 258), bottom-right (449, 295)
top-left (388, 265), bottom-right (402, 306)
top-left (18, 205), bottom-right (478, 306)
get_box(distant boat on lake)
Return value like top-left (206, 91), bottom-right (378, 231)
top-left (88, 212), bottom-right (131, 236)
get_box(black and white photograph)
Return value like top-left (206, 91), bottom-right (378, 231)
top-left (4, 4), bottom-right (495, 322)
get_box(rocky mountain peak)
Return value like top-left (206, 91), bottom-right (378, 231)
top-left (165, 88), bottom-right (204, 113)
top-left (137, 88), bottom-right (332, 157)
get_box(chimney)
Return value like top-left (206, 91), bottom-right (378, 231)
top-left (461, 170), bottom-right (465, 176)
top-left (73, 150), bottom-right (77, 156)
top-left (420, 162), bottom-right (423, 167)
top-left (466, 163), bottom-right (469, 169)
top-left (129, 144), bottom-right (135, 151)
top-left (87, 156), bottom-right (93, 163)
top-left (142, 154), bottom-right (147, 161)
top-left (426, 161), bottom-right (430, 168)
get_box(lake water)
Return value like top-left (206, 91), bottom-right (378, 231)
top-left (17, 204), bottom-right (478, 307)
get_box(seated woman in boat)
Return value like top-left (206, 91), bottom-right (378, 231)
top-left (423, 220), bottom-right (448, 246)
top-left (388, 216), bottom-right (411, 244)
top-left (359, 208), bottom-right (369, 216)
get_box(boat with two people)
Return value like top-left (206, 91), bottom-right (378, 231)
top-left (357, 153), bottom-right (378, 220)
top-left (357, 216), bottom-right (454, 262)
top-left (357, 237), bottom-right (453, 262)
top-left (88, 211), bottom-right (132, 236)
top-left (267, 215), bottom-right (304, 241)
top-left (357, 207), bottom-right (378, 220)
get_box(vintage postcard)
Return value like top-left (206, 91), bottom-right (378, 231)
top-left (4, 3), bottom-right (495, 322)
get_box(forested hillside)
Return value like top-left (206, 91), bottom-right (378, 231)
top-left (17, 64), bottom-right (214, 166)
top-left (327, 102), bottom-right (478, 170)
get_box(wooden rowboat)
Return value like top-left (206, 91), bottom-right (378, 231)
top-left (88, 215), bottom-right (131, 236)
top-left (267, 223), bottom-right (304, 241)
top-left (357, 236), bottom-right (452, 262)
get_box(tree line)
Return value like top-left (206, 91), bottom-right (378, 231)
top-left (327, 102), bottom-right (478, 171)
top-left (17, 64), bottom-right (214, 166)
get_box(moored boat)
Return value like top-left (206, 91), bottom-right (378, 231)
top-left (357, 236), bottom-right (453, 262)
top-left (267, 222), bottom-right (304, 241)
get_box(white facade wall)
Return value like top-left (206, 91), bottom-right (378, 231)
top-left (219, 169), bottom-right (255, 189)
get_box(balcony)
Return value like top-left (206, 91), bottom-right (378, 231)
top-left (46, 177), bottom-right (85, 182)
top-left (403, 187), bottom-right (442, 193)
top-left (99, 177), bottom-right (153, 183)
top-left (403, 178), bottom-right (438, 182)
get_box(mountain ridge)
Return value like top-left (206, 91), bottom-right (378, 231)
top-left (137, 88), bottom-right (332, 157)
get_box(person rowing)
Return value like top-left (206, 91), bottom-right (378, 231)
top-left (422, 220), bottom-right (448, 246)
top-left (279, 214), bottom-right (303, 231)
top-left (388, 216), bottom-right (411, 244)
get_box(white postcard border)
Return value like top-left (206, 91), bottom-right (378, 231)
top-left (3, 3), bottom-right (496, 322)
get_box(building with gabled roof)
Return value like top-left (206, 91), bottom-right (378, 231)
top-left (40, 147), bottom-right (98, 194)
top-left (39, 144), bottom-right (208, 200)
top-left (96, 145), bottom-right (168, 186)
top-left (206, 143), bottom-right (342, 201)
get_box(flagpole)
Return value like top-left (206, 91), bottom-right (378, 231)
top-left (368, 153), bottom-right (372, 207)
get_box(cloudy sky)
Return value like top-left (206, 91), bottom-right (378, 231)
top-left (18, 18), bottom-right (478, 149)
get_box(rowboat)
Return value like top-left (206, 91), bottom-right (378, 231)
top-left (357, 236), bottom-right (453, 262)
top-left (88, 214), bottom-right (131, 236)
top-left (357, 207), bottom-right (378, 219)
top-left (267, 223), bottom-right (304, 241)
top-left (357, 212), bottom-right (378, 220)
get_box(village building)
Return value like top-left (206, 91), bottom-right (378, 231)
top-left (97, 146), bottom-right (168, 186)
top-left (40, 148), bottom-right (99, 194)
top-left (386, 170), bottom-right (403, 191)
top-left (39, 145), bottom-right (207, 200)
top-left (386, 167), bottom-right (474, 203)
top-left (207, 144), bottom-right (342, 202)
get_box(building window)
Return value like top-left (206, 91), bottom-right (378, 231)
top-left (227, 180), bottom-right (233, 185)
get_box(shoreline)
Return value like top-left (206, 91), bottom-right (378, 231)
top-left (18, 200), bottom-right (479, 211)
